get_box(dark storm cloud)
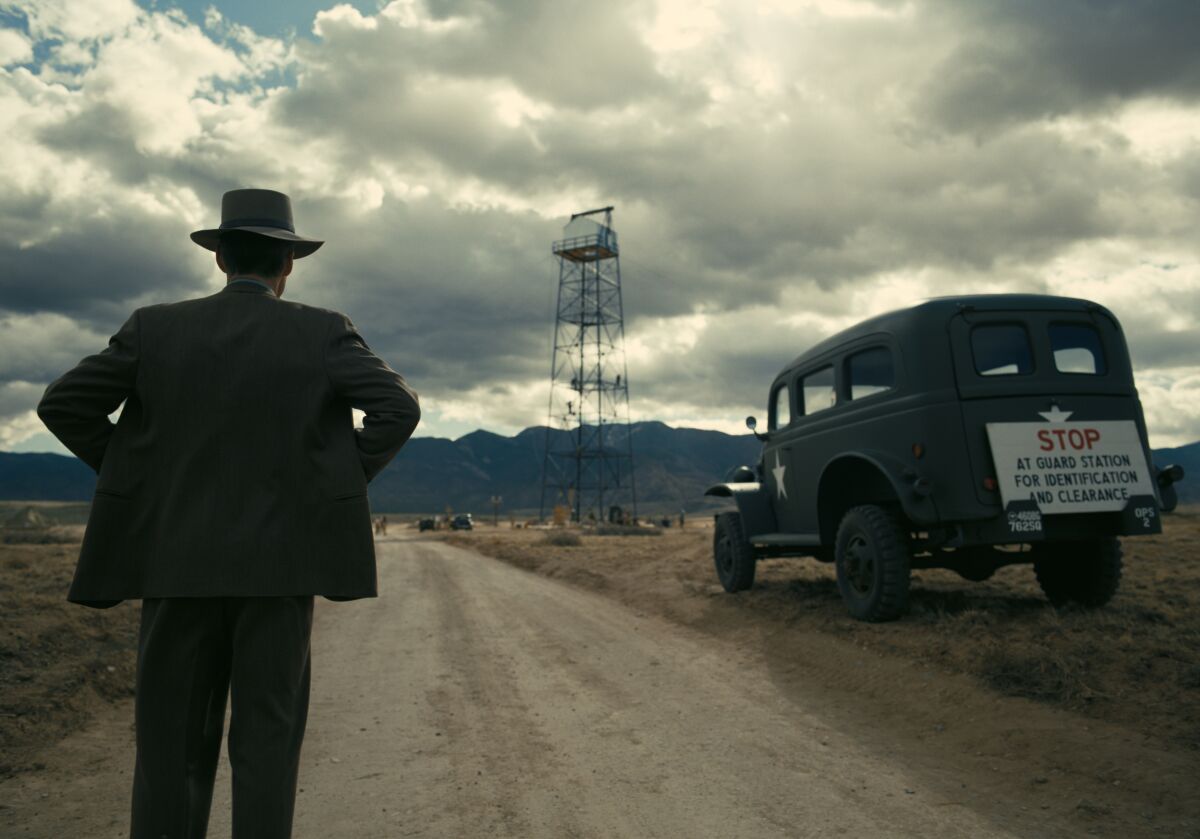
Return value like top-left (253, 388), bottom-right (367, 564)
top-left (1172, 151), bottom-right (1200, 205)
top-left (0, 208), bottom-right (204, 323)
top-left (2, 0), bottom-right (1199, 448)
top-left (636, 342), bottom-right (789, 416)
top-left (277, 2), bottom-right (688, 198)
top-left (37, 101), bottom-right (155, 185)
top-left (275, 11), bottom-right (1142, 325)
top-left (34, 100), bottom-right (244, 199)
top-left (0, 188), bottom-right (564, 390)
top-left (33, 98), bottom-right (306, 213)
top-left (922, 0), bottom-right (1200, 130)
top-left (1126, 330), bottom-right (1200, 372)
top-left (560, 120), bottom-right (1128, 317)
top-left (292, 197), bottom-right (562, 385)
top-left (0, 381), bottom-right (43, 430)
top-left (0, 311), bottom-right (110, 383)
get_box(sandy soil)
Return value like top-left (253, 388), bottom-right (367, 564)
top-left (1, 515), bottom-right (1198, 837)
top-left (448, 510), bottom-right (1200, 750)
top-left (441, 512), bottom-right (1200, 836)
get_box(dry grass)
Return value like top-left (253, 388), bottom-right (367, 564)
top-left (2, 527), bottom-right (81, 545)
top-left (592, 524), bottom-right (662, 537)
top-left (0, 536), bottom-right (138, 778)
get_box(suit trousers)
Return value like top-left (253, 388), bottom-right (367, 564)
top-left (130, 596), bottom-right (314, 839)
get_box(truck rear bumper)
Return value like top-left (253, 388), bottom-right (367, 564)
top-left (953, 493), bottom-right (1162, 546)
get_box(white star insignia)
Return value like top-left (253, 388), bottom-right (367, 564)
top-left (1038, 405), bottom-right (1074, 423)
top-left (772, 451), bottom-right (787, 499)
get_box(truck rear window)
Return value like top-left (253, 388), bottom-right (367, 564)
top-left (848, 347), bottom-right (894, 399)
top-left (1050, 323), bottom-right (1107, 375)
top-left (971, 324), bottom-right (1033, 376)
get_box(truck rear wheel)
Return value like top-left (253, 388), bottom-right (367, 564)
top-left (713, 512), bottom-right (756, 592)
top-left (1032, 538), bottom-right (1122, 608)
top-left (835, 505), bottom-right (911, 622)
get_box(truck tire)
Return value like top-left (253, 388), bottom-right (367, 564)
top-left (835, 505), bottom-right (911, 622)
top-left (1032, 538), bottom-right (1122, 608)
top-left (713, 512), bottom-right (756, 592)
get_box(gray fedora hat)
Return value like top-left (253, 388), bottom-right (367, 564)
top-left (190, 188), bottom-right (324, 258)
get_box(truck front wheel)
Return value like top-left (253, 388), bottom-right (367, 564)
top-left (835, 505), bottom-right (912, 622)
top-left (1032, 538), bottom-right (1122, 608)
top-left (713, 512), bottom-right (756, 592)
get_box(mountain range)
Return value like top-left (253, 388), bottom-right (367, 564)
top-left (1, 423), bottom-right (1195, 515)
top-left (0, 422), bottom-right (761, 516)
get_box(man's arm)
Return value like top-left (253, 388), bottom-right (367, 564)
top-left (37, 310), bottom-right (140, 473)
top-left (325, 313), bottom-right (421, 482)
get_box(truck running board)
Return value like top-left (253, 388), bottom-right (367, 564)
top-left (751, 533), bottom-right (823, 547)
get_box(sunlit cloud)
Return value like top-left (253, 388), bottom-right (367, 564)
top-left (1, 0), bottom-right (1198, 454)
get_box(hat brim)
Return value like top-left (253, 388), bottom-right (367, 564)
top-left (190, 227), bottom-right (324, 258)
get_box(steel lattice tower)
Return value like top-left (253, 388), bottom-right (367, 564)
top-left (540, 207), bottom-right (637, 523)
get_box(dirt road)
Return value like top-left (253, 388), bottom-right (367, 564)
top-left (0, 536), bottom-right (1176, 837)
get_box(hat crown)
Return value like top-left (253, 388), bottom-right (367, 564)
top-left (220, 189), bottom-right (295, 233)
top-left (190, 187), bottom-right (323, 257)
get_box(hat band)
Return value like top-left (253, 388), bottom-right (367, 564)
top-left (219, 217), bottom-right (296, 233)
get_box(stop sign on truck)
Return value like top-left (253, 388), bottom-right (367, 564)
top-left (987, 420), bottom-right (1154, 514)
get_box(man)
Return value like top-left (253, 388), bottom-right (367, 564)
top-left (37, 188), bottom-right (421, 838)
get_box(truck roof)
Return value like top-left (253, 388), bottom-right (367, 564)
top-left (780, 293), bottom-right (1115, 376)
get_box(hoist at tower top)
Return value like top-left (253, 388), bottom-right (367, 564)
top-left (552, 205), bottom-right (619, 263)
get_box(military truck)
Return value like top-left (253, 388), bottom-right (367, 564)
top-left (706, 295), bottom-right (1185, 622)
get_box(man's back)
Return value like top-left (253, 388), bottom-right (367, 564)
top-left (39, 281), bottom-right (421, 604)
top-left (36, 187), bottom-right (420, 839)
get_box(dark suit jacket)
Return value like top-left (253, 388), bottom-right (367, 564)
top-left (37, 281), bottom-right (421, 607)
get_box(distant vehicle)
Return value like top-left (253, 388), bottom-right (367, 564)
top-left (707, 295), bottom-right (1185, 622)
top-left (418, 518), bottom-right (436, 532)
top-left (451, 513), bottom-right (474, 531)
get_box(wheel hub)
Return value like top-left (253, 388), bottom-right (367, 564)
top-left (844, 534), bottom-right (875, 595)
top-left (717, 535), bottom-right (733, 574)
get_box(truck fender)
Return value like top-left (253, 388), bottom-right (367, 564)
top-left (816, 451), bottom-right (938, 539)
top-left (704, 481), bottom-right (778, 539)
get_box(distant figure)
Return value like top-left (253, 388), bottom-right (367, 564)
top-left (679, 509), bottom-right (686, 529)
top-left (37, 188), bottom-right (421, 839)
top-left (380, 514), bottom-right (388, 535)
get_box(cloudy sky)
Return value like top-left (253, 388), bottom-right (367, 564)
top-left (2, 0), bottom-right (1199, 455)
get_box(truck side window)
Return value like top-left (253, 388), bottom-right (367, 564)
top-left (771, 383), bottom-right (791, 429)
top-left (970, 324), bottom-right (1033, 376)
top-left (1050, 323), bottom-right (1107, 375)
top-left (848, 347), bottom-right (894, 400)
top-left (800, 366), bottom-right (836, 415)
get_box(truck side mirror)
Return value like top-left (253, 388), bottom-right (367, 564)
top-left (746, 415), bottom-right (767, 441)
